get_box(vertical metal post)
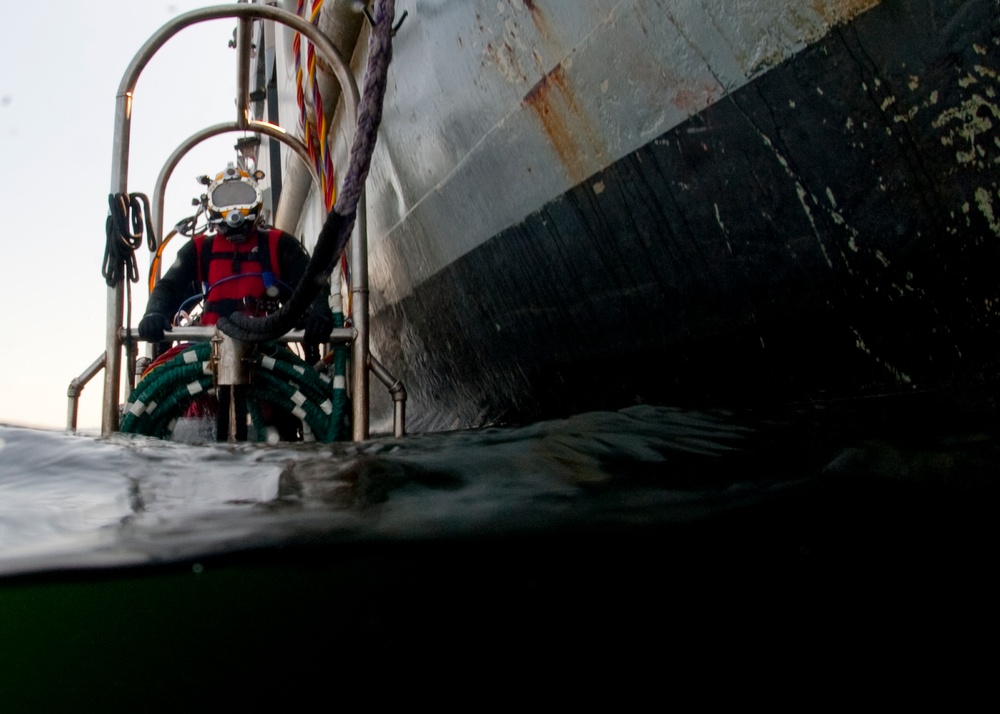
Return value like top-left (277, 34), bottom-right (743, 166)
top-left (236, 17), bottom-right (253, 128)
top-left (351, 192), bottom-right (370, 441)
top-left (102, 90), bottom-right (133, 436)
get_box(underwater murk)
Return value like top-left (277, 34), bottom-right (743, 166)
top-left (1, 389), bottom-right (997, 700)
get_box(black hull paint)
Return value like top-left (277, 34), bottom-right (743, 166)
top-left (370, 0), bottom-right (1000, 431)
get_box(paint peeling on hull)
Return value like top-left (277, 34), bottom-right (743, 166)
top-left (813, 0), bottom-right (881, 25)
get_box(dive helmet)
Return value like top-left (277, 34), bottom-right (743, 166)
top-left (206, 163), bottom-right (265, 236)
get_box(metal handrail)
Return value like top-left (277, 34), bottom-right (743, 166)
top-left (151, 122), bottom-right (321, 253)
top-left (117, 327), bottom-right (357, 344)
top-left (369, 355), bottom-right (406, 437)
top-left (67, 353), bottom-right (107, 432)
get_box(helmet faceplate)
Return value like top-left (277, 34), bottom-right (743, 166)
top-left (207, 163), bottom-right (264, 235)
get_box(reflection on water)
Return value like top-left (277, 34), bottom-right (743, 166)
top-left (1, 389), bottom-right (997, 575)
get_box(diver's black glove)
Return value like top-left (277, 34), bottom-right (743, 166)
top-left (138, 313), bottom-right (172, 342)
top-left (303, 311), bottom-right (333, 346)
top-left (302, 312), bottom-right (333, 365)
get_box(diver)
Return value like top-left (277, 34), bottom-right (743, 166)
top-left (137, 163), bottom-right (334, 362)
top-left (137, 164), bottom-right (335, 441)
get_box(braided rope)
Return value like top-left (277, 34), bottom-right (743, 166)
top-left (293, 0), bottom-right (336, 211)
top-left (219, 0), bottom-right (395, 343)
top-left (293, 0), bottom-right (306, 129)
top-left (335, 0), bottom-right (393, 216)
top-left (293, 0), bottom-right (350, 370)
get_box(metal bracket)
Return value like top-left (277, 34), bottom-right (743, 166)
top-left (358, 2), bottom-right (407, 36)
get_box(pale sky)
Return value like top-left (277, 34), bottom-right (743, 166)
top-left (1, 1), bottom-right (263, 430)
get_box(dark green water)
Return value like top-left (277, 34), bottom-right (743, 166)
top-left (1, 389), bottom-right (997, 702)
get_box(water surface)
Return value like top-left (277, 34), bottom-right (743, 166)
top-left (1, 391), bottom-right (996, 700)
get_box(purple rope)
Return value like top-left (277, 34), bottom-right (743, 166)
top-left (220, 0), bottom-right (395, 342)
top-left (335, 0), bottom-right (394, 215)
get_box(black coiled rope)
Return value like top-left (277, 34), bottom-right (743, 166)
top-left (103, 192), bottom-right (157, 287)
top-left (218, 0), bottom-right (395, 343)
top-left (104, 191), bottom-right (157, 391)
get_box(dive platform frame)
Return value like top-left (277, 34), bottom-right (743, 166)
top-left (67, 2), bottom-right (405, 441)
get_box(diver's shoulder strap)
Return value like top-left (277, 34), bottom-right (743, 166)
top-left (194, 234), bottom-right (213, 286)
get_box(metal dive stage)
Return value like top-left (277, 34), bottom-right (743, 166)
top-left (67, 2), bottom-right (406, 441)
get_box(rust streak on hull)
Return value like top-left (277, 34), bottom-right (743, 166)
top-left (523, 64), bottom-right (605, 185)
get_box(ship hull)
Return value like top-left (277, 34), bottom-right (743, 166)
top-left (350, 0), bottom-right (1000, 430)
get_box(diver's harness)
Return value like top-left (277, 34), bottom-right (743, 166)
top-left (194, 227), bottom-right (287, 325)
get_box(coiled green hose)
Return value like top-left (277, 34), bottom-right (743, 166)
top-left (120, 341), bottom-right (349, 442)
